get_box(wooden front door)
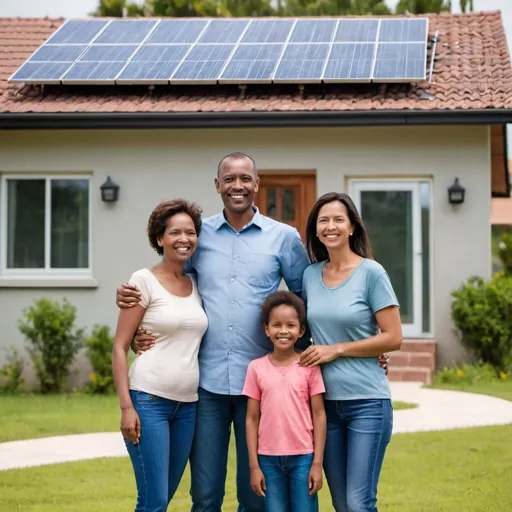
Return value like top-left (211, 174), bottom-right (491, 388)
top-left (255, 173), bottom-right (316, 240)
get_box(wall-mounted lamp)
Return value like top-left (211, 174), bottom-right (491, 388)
top-left (448, 177), bottom-right (465, 205)
top-left (100, 176), bottom-right (120, 203)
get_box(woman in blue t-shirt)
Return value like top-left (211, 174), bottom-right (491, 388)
top-left (300, 192), bottom-right (402, 512)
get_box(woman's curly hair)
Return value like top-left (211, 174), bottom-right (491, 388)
top-left (147, 199), bottom-right (203, 256)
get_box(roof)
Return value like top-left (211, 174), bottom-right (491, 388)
top-left (0, 12), bottom-right (511, 125)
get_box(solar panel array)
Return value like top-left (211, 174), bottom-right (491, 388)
top-left (9, 18), bottom-right (429, 85)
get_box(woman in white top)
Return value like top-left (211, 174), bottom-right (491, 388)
top-left (112, 198), bottom-right (208, 512)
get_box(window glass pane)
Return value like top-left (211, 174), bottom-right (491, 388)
top-left (266, 187), bottom-right (277, 217)
top-left (360, 190), bottom-right (414, 324)
top-left (282, 188), bottom-right (296, 221)
top-left (7, 179), bottom-right (45, 268)
top-left (51, 179), bottom-right (89, 269)
top-left (420, 182), bottom-right (431, 333)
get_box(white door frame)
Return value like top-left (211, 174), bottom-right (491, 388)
top-left (349, 179), bottom-right (423, 337)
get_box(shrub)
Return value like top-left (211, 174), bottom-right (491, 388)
top-left (433, 362), bottom-right (501, 386)
top-left (451, 274), bottom-right (512, 373)
top-left (498, 232), bottom-right (512, 274)
top-left (85, 325), bottom-right (115, 394)
top-left (0, 345), bottom-right (25, 394)
top-left (18, 298), bottom-right (84, 393)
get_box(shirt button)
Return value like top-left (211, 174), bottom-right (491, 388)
top-left (230, 278), bottom-right (234, 283)
top-left (229, 326), bottom-right (233, 330)
top-left (233, 255), bottom-right (237, 259)
top-left (230, 300), bottom-right (234, 304)
top-left (235, 232), bottom-right (239, 236)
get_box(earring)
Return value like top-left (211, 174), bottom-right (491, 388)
top-left (316, 233), bottom-right (319, 238)
top-left (350, 232), bottom-right (353, 236)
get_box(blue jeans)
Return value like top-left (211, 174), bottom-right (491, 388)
top-left (323, 399), bottom-right (393, 512)
top-left (189, 387), bottom-right (265, 512)
top-left (259, 453), bottom-right (318, 512)
top-left (124, 390), bottom-right (197, 512)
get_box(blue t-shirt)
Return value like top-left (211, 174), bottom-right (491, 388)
top-left (302, 258), bottom-right (399, 401)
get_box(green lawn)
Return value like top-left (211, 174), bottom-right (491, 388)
top-left (0, 386), bottom-right (510, 511)
top-left (429, 380), bottom-right (512, 403)
top-left (0, 394), bottom-right (417, 443)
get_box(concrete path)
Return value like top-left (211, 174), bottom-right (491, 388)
top-left (1, 383), bottom-right (512, 471)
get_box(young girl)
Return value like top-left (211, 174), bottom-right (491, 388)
top-left (243, 291), bottom-right (326, 512)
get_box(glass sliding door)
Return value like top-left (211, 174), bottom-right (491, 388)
top-left (350, 180), bottom-right (429, 337)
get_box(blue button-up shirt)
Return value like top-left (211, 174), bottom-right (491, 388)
top-left (188, 208), bottom-right (309, 395)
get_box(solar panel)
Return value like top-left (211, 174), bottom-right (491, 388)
top-left (146, 20), bottom-right (208, 44)
top-left (172, 44), bottom-right (234, 83)
top-left (323, 43), bottom-right (375, 82)
top-left (198, 19), bottom-right (248, 44)
top-left (10, 62), bottom-right (73, 84)
top-left (46, 19), bottom-right (109, 44)
top-left (378, 19), bottom-right (428, 42)
top-left (274, 44), bottom-right (329, 82)
top-left (335, 19), bottom-right (379, 43)
top-left (372, 42), bottom-right (426, 81)
top-left (94, 20), bottom-right (157, 44)
top-left (117, 45), bottom-right (190, 83)
top-left (220, 44), bottom-right (283, 83)
top-left (289, 19), bottom-right (336, 43)
top-left (9, 17), bottom-right (429, 85)
top-left (62, 45), bottom-right (139, 84)
top-left (30, 45), bottom-right (87, 62)
top-left (241, 20), bottom-right (294, 43)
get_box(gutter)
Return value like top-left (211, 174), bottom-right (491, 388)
top-left (1, 109), bottom-right (512, 130)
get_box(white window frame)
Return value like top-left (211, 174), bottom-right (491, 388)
top-left (0, 174), bottom-right (93, 280)
top-left (349, 178), bottom-right (432, 338)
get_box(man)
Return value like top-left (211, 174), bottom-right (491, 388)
top-left (116, 152), bottom-right (388, 511)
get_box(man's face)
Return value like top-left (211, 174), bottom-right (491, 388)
top-left (215, 157), bottom-right (259, 214)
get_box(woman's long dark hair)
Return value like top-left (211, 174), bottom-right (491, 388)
top-left (306, 192), bottom-right (373, 263)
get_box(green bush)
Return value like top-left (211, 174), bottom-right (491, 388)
top-left (18, 298), bottom-right (84, 393)
top-left (0, 345), bottom-right (25, 394)
top-left (451, 274), bottom-right (512, 373)
top-left (433, 362), bottom-right (502, 386)
top-left (498, 232), bottom-right (512, 274)
top-left (85, 325), bottom-right (115, 394)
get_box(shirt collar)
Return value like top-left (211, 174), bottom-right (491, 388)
top-left (214, 206), bottom-right (263, 231)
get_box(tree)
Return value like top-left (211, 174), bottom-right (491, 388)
top-left (395, 0), bottom-right (451, 14)
top-left (460, 0), bottom-right (473, 12)
top-left (92, 0), bottom-right (144, 17)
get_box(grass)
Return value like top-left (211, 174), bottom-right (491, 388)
top-left (0, 385), bottom-right (510, 511)
top-left (429, 380), bottom-right (512, 403)
top-left (0, 393), bottom-right (418, 443)
top-left (1, 425), bottom-right (510, 512)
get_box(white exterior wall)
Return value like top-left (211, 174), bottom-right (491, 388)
top-left (0, 125), bottom-right (491, 384)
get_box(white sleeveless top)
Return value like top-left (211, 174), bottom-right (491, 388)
top-left (128, 268), bottom-right (208, 402)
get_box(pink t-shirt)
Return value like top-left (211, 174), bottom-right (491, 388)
top-left (242, 354), bottom-right (325, 456)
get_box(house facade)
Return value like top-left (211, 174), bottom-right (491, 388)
top-left (1, 12), bottom-right (511, 386)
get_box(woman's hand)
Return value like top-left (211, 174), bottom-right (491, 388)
top-left (121, 407), bottom-right (141, 444)
top-left (309, 462), bottom-right (323, 495)
top-left (250, 467), bottom-right (266, 497)
top-left (300, 345), bottom-right (339, 367)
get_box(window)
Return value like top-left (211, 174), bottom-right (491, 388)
top-left (1, 176), bottom-right (91, 277)
top-left (350, 179), bottom-right (432, 337)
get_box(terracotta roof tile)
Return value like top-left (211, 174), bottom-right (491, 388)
top-left (0, 12), bottom-right (511, 114)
